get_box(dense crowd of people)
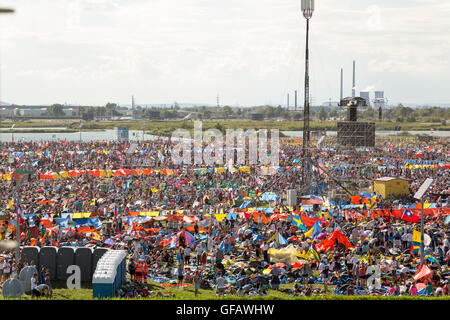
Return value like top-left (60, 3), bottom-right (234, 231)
top-left (0, 135), bottom-right (448, 298)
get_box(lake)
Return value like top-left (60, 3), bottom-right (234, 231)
top-left (0, 129), bottom-right (448, 142)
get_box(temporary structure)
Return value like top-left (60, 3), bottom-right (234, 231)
top-left (373, 177), bottom-right (409, 198)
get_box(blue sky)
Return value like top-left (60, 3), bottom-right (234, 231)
top-left (0, 0), bottom-right (449, 106)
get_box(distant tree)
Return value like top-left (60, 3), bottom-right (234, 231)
top-left (329, 109), bottom-right (338, 118)
top-left (46, 104), bottom-right (66, 117)
top-left (394, 104), bottom-right (414, 119)
top-left (362, 107), bottom-right (375, 119)
top-left (317, 107), bottom-right (328, 121)
top-left (222, 106), bottom-right (233, 118)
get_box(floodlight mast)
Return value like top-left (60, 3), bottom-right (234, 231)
top-left (301, 0), bottom-right (314, 191)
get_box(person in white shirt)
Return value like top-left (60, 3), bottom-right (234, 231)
top-left (10, 263), bottom-right (17, 279)
top-left (184, 246), bottom-right (191, 265)
top-left (3, 260), bottom-right (11, 280)
top-left (31, 273), bottom-right (40, 298)
top-left (215, 274), bottom-right (226, 296)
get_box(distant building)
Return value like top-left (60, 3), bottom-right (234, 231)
top-left (20, 108), bottom-right (47, 116)
top-left (360, 91), bottom-right (370, 107)
top-left (374, 91), bottom-right (385, 109)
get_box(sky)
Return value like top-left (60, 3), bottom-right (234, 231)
top-left (0, 0), bottom-right (449, 107)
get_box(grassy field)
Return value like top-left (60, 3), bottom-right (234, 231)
top-left (2, 279), bottom-right (449, 300)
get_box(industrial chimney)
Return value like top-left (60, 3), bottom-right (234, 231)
top-left (352, 60), bottom-right (356, 98)
top-left (295, 90), bottom-right (298, 111)
top-left (340, 68), bottom-right (343, 101)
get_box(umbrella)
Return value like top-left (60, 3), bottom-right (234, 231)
top-left (104, 238), bottom-right (115, 246)
top-left (317, 233), bottom-right (327, 240)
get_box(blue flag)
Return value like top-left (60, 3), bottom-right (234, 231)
top-left (312, 221), bottom-right (322, 239)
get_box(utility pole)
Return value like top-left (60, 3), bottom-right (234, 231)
top-left (301, 0), bottom-right (314, 191)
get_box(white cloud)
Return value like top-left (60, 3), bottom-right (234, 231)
top-left (0, 0), bottom-right (449, 105)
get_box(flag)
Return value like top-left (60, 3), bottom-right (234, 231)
top-left (6, 198), bottom-right (14, 209)
top-left (92, 232), bottom-right (102, 242)
top-left (266, 232), bottom-right (287, 245)
top-left (425, 255), bottom-right (440, 265)
top-left (401, 209), bottom-right (419, 223)
top-left (309, 243), bottom-right (320, 262)
top-left (410, 229), bottom-right (421, 254)
top-left (292, 214), bottom-right (307, 231)
top-left (312, 220), bottom-right (322, 239)
top-left (412, 229), bottom-right (421, 243)
top-left (304, 226), bottom-right (313, 238)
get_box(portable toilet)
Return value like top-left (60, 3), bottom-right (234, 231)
top-left (56, 246), bottom-right (75, 281)
top-left (39, 246), bottom-right (58, 280)
top-left (75, 247), bottom-right (93, 282)
top-left (92, 250), bottom-right (127, 299)
top-left (21, 246), bottom-right (40, 266)
top-left (92, 248), bottom-right (109, 275)
top-left (19, 266), bottom-right (38, 294)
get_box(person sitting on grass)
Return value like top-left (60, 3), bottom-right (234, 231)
top-left (35, 283), bottom-right (52, 298)
top-left (292, 282), bottom-right (301, 297)
top-left (157, 291), bottom-right (175, 298)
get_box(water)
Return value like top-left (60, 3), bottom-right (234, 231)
top-left (0, 130), bottom-right (158, 142)
top-left (0, 127), bottom-right (66, 130)
top-left (282, 130), bottom-right (450, 138)
top-left (0, 129), bottom-right (448, 142)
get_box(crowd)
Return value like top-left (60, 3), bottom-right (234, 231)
top-left (0, 135), bottom-right (448, 298)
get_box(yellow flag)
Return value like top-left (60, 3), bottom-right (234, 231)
top-left (6, 198), bottom-right (14, 209)
top-left (92, 232), bottom-right (102, 241)
top-left (412, 229), bottom-right (421, 243)
top-left (304, 226), bottom-right (313, 238)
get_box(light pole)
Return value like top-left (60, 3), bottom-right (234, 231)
top-left (301, 0), bottom-right (314, 190)
top-left (79, 121), bottom-right (82, 142)
top-left (0, 8), bottom-right (14, 147)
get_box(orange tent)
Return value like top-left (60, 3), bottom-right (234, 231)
top-left (316, 230), bottom-right (355, 253)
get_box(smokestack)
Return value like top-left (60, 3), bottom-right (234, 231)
top-left (340, 68), bottom-right (343, 101)
top-left (352, 60), bottom-right (356, 98)
top-left (295, 90), bottom-right (297, 111)
top-left (287, 93), bottom-right (289, 110)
